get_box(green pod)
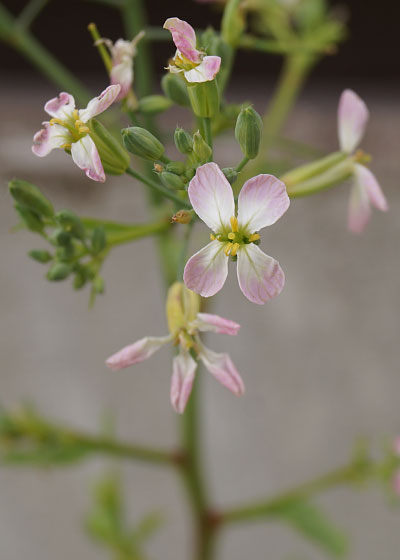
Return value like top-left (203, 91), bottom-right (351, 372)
top-left (235, 105), bottom-right (263, 159)
top-left (193, 131), bottom-right (212, 163)
top-left (47, 262), bottom-right (71, 281)
top-left (138, 95), bottom-right (173, 115)
top-left (122, 127), bottom-right (165, 161)
top-left (187, 80), bottom-right (220, 118)
top-left (174, 128), bottom-right (193, 155)
top-left (9, 179), bottom-right (54, 218)
top-left (160, 171), bottom-right (186, 191)
top-left (55, 209), bottom-right (85, 241)
top-left (166, 161), bottom-right (186, 175)
top-left (89, 119), bottom-right (130, 175)
top-left (161, 73), bottom-right (191, 107)
top-left (28, 250), bottom-right (52, 264)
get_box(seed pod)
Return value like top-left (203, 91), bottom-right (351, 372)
top-left (47, 262), bottom-right (71, 281)
top-left (161, 73), bottom-right (190, 107)
top-left (235, 105), bottom-right (263, 159)
top-left (193, 131), bottom-right (212, 163)
top-left (138, 95), bottom-right (173, 115)
top-left (122, 127), bottom-right (165, 161)
top-left (174, 128), bottom-right (193, 155)
top-left (9, 179), bottom-right (54, 218)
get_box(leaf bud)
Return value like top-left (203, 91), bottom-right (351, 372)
top-left (121, 127), bottom-right (165, 161)
top-left (174, 128), bottom-right (193, 155)
top-left (9, 179), bottom-right (54, 218)
top-left (235, 105), bottom-right (263, 159)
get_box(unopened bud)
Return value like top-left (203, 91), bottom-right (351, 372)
top-left (49, 228), bottom-right (72, 247)
top-left (122, 127), bottom-right (165, 161)
top-left (138, 95), bottom-right (173, 115)
top-left (161, 73), bottom-right (190, 107)
top-left (160, 171), bottom-right (185, 191)
top-left (235, 105), bottom-right (263, 159)
top-left (47, 262), bottom-right (71, 281)
top-left (174, 128), bottom-right (193, 155)
top-left (193, 131), bottom-right (212, 163)
top-left (14, 204), bottom-right (43, 232)
top-left (171, 210), bottom-right (193, 224)
top-left (9, 179), bottom-right (54, 218)
top-left (222, 167), bottom-right (238, 185)
top-left (28, 250), bottom-right (52, 263)
top-left (55, 210), bottom-right (85, 241)
top-left (187, 80), bottom-right (220, 118)
top-left (166, 161), bottom-right (186, 175)
top-left (89, 119), bottom-right (130, 175)
top-left (166, 282), bottom-right (200, 337)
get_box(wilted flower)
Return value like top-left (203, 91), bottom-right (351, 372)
top-left (338, 89), bottom-right (388, 233)
top-left (184, 163), bottom-right (290, 305)
top-left (106, 283), bottom-right (244, 413)
top-left (32, 85), bottom-right (120, 182)
top-left (163, 17), bottom-right (221, 83)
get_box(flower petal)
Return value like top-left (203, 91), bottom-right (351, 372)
top-left (193, 313), bottom-right (240, 336)
top-left (237, 174), bottom-right (290, 233)
top-left (111, 61), bottom-right (133, 100)
top-left (184, 240), bottom-right (229, 298)
top-left (237, 243), bottom-right (285, 305)
top-left (79, 85), bottom-right (121, 123)
top-left (170, 350), bottom-right (197, 413)
top-left (188, 162), bottom-right (235, 232)
top-left (354, 163), bottom-right (388, 212)
top-left (198, 342), bottom-right (244, 396)
top-left (32, 122), bottom-right (69, 157)
top-left (71, 135), bottom-right (106, 182)
top-left (347, 177), bottom-right (371, 234)
top-left (163, 18), bottom-right (201, 64)
top-left (44, 92), bottom-right (75, 119)
top-left (184, 56), bottom-right (221, 83)
top-left (106, 335), bottom-right (171, 371)
top-left (338, 89), bottom-right (369, 153)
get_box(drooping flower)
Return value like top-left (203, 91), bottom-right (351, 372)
top-left (184, 163), bottom-right (290, 305)
top-left (32, 85), bottom-right (121, 182)
top-left (163, 17), bottom-right (221, 83)
top-left (106, 283), bottom-right (244, 414)
top-left (338, 89), bottom-right (388, 233)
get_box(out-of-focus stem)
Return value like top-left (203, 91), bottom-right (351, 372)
top-left (17, 0), bottom-right (50, 29)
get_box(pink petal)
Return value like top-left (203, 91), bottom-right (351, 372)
top-left (237, 243), bottom-right (285, 305)
top-left (198, 343), bottom-right (244, 396)
top-left (111, 39), bottom-right (136, 65)
top-left (354, 163), bottom-right (388, 212)
top-left (71, 135), bottom-right (106, 182)
top-left (237, 174), bottom-right (290, 233)
top-left (32, 122), bottom-right (69, 157)
top-left (79, 85), bottom-right (121, 123)
top-left (393, 437), bottom-right (400, 456)
top-left (106, 335), bottom-right (171, 371)
top-left (194, 313), bottom-right (240, 336)
top-left (184, 56), bottom-right (221, 83)
top-left (394, 471), bottom-right (400, 496)
top-left (170, 350), bottom-right (197, 413)
top-left (163, 17), bottom-right (201, 64)
top-left (347, 180), bottom-right (371, 234)
top-left (44, 92), bottom-right (75, 119)
top-left (188, 163), bottom-right (235, 232)
top-left (338, 89), bottom-right (369, 153)
top-left (184, 240), bottom-right (229, 298)
top-left (111, 61), bottom-right (133, 100)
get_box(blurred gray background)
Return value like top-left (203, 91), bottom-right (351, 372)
top-left (0, 79), bottom-right (399, 560)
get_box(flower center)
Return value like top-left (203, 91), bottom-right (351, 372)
top-left (49, 109), bottom-right (91, 148)
top-left (210, 216), bottom-right (261, 257)
top-left (173, 52), bottom-right (200, 72)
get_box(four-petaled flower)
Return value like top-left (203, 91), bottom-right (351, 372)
top-left (106, 283), bottom-right (244, 414)
top-left (184, 163), bottom-right (290, 305)
top-left (163, 17), bottom-right (221, 83)
top-left (338, 89), bottom-right (388, 233)
top-left (32, 85), bottom-right (121, 182)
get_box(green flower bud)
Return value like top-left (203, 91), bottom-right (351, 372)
top-left (161, 73), bottom-right (190, 107)
top-left (55, 210), bottom-right (85, 241)
top-left (122, 127), bottom-right (165, 161)
top-left (9, 179), bottom-right (54, 218)
top-left (222, 167), bottom-right (239, 185)
top-left (91, 227), bottom-right (107, 255)
top-left (89, 119), bottom-right (130, 175)
top-left (73, 270), bottom-right (87, 290)
top-left (174, 128), bottom-right (193, 155)
top-left (160, 171), bottom-right (185, 191)
top-left (92, 276), bottom-right (105, 294)
top-left (14, 204), bottom-right (43, 232)
top-left (235, 105), bottom-right (263, 159)
top-left (166, 161), bottom-right (186, 175)
top-left (193, 131), bottom-right (212, 163)
top-left (28, 250), bottom-right (52, 263)
top-left (49, 228), bottom-right (72, 247)
top-left (47, 262), bottom-right (71, 281)
top-left (187, 80), bottom-right (220, 118)
top-left (138, 95), bottom-right (173, 115)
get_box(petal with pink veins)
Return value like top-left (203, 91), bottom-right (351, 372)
top-left (163, 18), bottom-right (201, 64)
top-left (44, 92), bottom-right (75, 119)
top-left (71, 135), bottom-right (106, 182)
top-left (238, 174), bottom-right (290, 233)
top-left (188, 163), bottom-right (235, 232)
top-left (338, 89), bottom-right (369, 153)
top-left (170, 350), bottom-right (197, 413)
top-left (198, 342), bottom-right (244, 396)
top-left (184, 56), bottom-right (221, 83)
top-left (354, 163), bottom-right (388, 212)
top-left (237, 243), bottom-right (285, 304)
top-left (32, 122), bottom-right (70, 157)
top-left (79, 85), bottom-right (121, 123)
top-left (106, 335), bottom-right (171, 371)
top-left (193, 313), bottom-right (240, 336)
top-left (184, 240), bottom-right (228, 297)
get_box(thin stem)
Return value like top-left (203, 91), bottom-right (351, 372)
top-left (17, 0), bottom-right (50, 30)
top-left (126, 167), bottom-right (191, 209)
top-left (176, 220), bottom-right (195, 282)
top-left (235, 156), bottom-right (250, 172)
top-left (87, 22), bottom-right (112, 73)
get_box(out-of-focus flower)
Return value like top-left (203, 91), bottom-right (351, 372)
top-left (184, 163), bottom-right (289, 305)
top-left (106, 283), bottom-right (244, 413)
top-left (163, 17), bottom-right (221, 83)
top-left (338, 89), bottom-right (388, 233)
top-left (32, 86), bottom-right (120, 182)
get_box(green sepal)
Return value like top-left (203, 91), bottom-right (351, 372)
top-left (161, 73), bottom-right (191, 107)
top-left (166, 161), bottom-right (186, 175)
top-left (193, 131), bottom-right (212, 163)
top-left (89, 119), bottom-right (130, 175)
top-left (174, 128), bottom-right (193, 155)
top-left (187, 80), bottom-right (220, 118)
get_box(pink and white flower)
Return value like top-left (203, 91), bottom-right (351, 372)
top-left (184, 163), bottom-right (290, 305)
top-left (106, 285), bottom-right (243, 414)
top-left (163, 17), bottom-right (221, 83)
top-left (32, 85), bottom-right (121, 182)
top-left (338, 89), bottom-right (388, 233)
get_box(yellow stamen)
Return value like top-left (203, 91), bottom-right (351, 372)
top-left (227, 232), bottom-right (235, 240)
top-left (230, 243), bottom-right (240, 257)
top-left (60, 143), bottom-right (71, 149)
top-left (249, 233), bottom-right (260, 242)
top-left (78, 126), bottom-right (90, 134)
top-left (49, 118), bottom-right (64, 126)
top-left (210, 233), bottom-right (216, 241)
top-left (230, 216), bottom-right (238, 232)
top-left (73, 109), bottom-right (79, 120)
top-left (224, 244), bottom-right (232, 256)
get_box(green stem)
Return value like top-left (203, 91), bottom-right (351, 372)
top-left (202, 117), bottom-right (213, 153)
top-left (126, 167), bottom-right (191, 209)
top-left (87, 22), bottom-right (112, 73)
top-left (235, 156), bottom-right (250, 172)
top-left (238, 34), bottom-right (329, 55)
top-left (17, 0), bottom-right (50, 29)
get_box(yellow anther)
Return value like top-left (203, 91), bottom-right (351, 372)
top-left (73, 109), bottom-right (79, 120)
top-left (230, 216), bottom-right (238, 232)
top-left (249, 233), bottom-right (260, 242)
top-left (228, 232), bottom-right (235, 240)
top-left (60, 143), bottom-right (71, 150)
top-left (78, 126), bottom-right (90, 134)
top-left (230, 243), bottom-right (240, 257)
top-left (210, 233), bottom-right (216, 241)
top-left (75, 119), bottom-right (84, 129)
top-left (49, 118), bottom-right (64, 126)
top-left (224, 244), bottom-right (232, 256)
